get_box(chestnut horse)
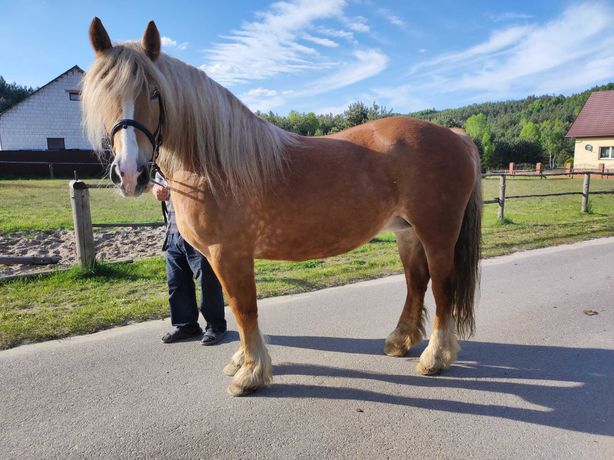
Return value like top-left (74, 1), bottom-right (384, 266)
top-left (82, 18), bottom-right (482, 396)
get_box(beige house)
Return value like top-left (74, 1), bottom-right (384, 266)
top-left (566, 90), bottom-right (614, 170)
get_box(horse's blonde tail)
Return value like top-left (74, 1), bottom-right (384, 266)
top-left (452, 161), bottom-right (482, 338)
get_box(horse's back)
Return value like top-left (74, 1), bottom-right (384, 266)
top-left (330, 117), bottom-right (478, 167)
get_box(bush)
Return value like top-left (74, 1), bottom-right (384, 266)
top-left (489, 138), bottom-right (544, 169)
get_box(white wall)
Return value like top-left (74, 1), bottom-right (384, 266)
top-left (0, 68), bottom-right (90, 150)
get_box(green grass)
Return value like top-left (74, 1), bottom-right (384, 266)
top-left (1, 175), bottom-right (614, 349)
top-left (0, 178), bottom-right (162, 234)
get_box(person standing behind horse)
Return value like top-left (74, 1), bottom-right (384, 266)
top-left (152, 175), bottom-right (227, 345)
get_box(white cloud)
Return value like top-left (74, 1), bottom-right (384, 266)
top-left (317, 27), bottom-right (355, 42)
top-left (245, 87), bottom-right (278, 97)
top-left (239, 89), bottom-right (286, 112)
top-left (239, 48), bottom-right (389, 112)
top-left (488, 12), bottom-right (534, 22)
top-left (406, 2), bottom-right (614, 100)
top-left (302, 33), bottom-right (339, 48)
top-left (344, 16), bottom-right (370, 33)
top-left (201, 0), bottom-right (347, 85)
top-left (293, 49), bottom-right (388, 97)
top-left (378, 9), bottom-right (406, 27)
top-left (161, 36), bottom-right (188, 51)
top-left (409, 25), bottom-right (530, 75)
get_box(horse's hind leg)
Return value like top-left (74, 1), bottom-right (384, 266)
top-left (384, 229), bottom-right (429, 357)
top-left (208, 247), bottom-right (272, 396)
top-left (416, 241), bottom-right (460, 375)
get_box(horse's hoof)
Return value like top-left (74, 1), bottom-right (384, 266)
top-left (384, 329), bottom-right (409, 357)
top-left (384, 338), bottom-right (409, 357)
top-left (227, 383), bottom-right (258, 397)
top-left (416, 362), bottom-right (442, 376)
top-left (223, 362), bottom-right (241, 376)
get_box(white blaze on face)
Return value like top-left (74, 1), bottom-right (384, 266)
top-left (118, 99), bottom-right (139, 194)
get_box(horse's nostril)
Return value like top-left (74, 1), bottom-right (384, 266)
top-left (110, 163), bottom-right (122, 185)
top-left (137, 166), bottom-right (150, 188)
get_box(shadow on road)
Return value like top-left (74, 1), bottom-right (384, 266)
top-left (264, 336), bottom-right (613, 436)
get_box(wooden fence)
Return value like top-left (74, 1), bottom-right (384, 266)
top-left (0, 150), bottom-right (111, 178)
top-left (484, 171), bottom-right (614, 221)
top-left (69, 180), bottom-right (164, 267)
top-left (65, 172), bottom-right (614, 267)
top-left (3, 169), bottom-right (612, 272)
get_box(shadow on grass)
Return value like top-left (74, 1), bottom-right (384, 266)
top-left (263, 337), bottom-right (613, 436)
top-left (257, 276), bottom-right (323, 293)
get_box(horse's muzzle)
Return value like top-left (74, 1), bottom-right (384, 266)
top-left (110, 161), bottom-right (150, 196)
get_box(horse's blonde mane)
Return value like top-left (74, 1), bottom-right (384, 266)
top-left (82, 42), bottom-right (296, 196)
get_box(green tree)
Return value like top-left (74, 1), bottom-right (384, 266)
top-left (344, 101), bottom-right (369, 127)
top-left (465, 113), bottom-right (495, 168)
top-left (0, 76), bottom-right (35, 113)
top-left (539, 119), bottom-right (568, 168)
top-left (518, 119), bottom-right (540, 143)
top-left (367, 101), bottom-right (393, 121)
top-left (490, 139), bottom-right (544, 169)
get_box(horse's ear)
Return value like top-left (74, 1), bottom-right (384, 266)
top-left (142, 21), bottom-right (161, 61)
top-left (89, 17), bottom-right (112, 55)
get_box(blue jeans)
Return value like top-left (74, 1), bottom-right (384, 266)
top-left (165, 233), bottom-right (226, 332)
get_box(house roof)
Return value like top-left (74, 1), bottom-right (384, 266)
top-left (0, 65), bottom-right (84, 117)
top-left (566, 90), bottom-right (614, 138)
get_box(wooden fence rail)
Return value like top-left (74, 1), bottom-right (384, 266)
top-left (0, 256), bottom-right (60, 266)
top-left (486, 171), bottom-right (614, 219)
top-left (69, 180), bottom-right (164, 267)
top-left (66, 173), bottom-right (614, 268)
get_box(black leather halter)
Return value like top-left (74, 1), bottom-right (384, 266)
top-left (109, 88), bottom-right (165, 181)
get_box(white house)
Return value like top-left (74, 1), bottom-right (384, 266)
top-left (0, 66), bottom-right (90, 151)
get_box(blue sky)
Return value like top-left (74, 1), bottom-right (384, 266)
top-left (1, 0), bottom-right (613, 114)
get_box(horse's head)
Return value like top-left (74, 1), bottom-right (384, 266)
top-left (82, 18), bottom-right (166, 197)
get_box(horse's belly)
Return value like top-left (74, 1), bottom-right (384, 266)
top-left (253, 215), bottom-right (390, 261)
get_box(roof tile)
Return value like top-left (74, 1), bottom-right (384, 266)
top-left (566, 90), bottom-right (614, 138)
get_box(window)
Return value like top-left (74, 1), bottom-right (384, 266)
top-left (599, 146), bottom-right (614, 159)
top-left (68, 91), bottom-right (80, 101)
top-left (47, 138), bottom-right (65, 150)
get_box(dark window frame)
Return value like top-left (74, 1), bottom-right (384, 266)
top-left (47, 138), bottom-right (66, 150)
top-left (599, 146), bottom-right (614, 159)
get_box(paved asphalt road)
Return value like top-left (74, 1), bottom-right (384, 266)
top-left (1, 238), bottom-right (613, 459)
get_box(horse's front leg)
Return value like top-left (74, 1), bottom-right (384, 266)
top-left (208, 246), bottom-right (272, 396)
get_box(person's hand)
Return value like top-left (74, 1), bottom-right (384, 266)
top-left (152, 184), bottom-right (170, 201)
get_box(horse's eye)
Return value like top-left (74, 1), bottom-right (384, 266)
top-left (150, 89), bottom-right (159, 100)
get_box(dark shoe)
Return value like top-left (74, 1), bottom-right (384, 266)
top-left (201, 327), bottom-right (226, 346)
top-left (161, 326), bottom-right (202, 343)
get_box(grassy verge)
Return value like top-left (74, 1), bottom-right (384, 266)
top-left (0, 178), bottom-right (162, 234)
top-left (1, 175), bottom-right (614, 349)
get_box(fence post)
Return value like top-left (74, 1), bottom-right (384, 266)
top-left (69, 180), bottom-right (96, 267)
top-left (48, 163), bottom-right (54, 179)
top-left (508, 162), bottom-right (515, 175)
top-left (535, 162), bottom-right (542, 175)
top-left (598, 163), bottom-right (605, 179)
top-left (581, 173), bottom-right (591, 213)
top-left (565, 163), bottom-right (572, 177)
top-left (498, 174), bottom-right (506, 221)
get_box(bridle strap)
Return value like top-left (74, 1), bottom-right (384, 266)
top-left (108, 89), bottom-right (166, 182)
top-left (110, 119), bottom-right (157, 150)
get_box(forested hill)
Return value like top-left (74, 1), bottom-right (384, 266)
top-left (411, 82), bottom-right (614, 141)
top-left (0, 77), bottom-right (35, 113)
top-left (411, 83), bottom-right (614, 169)
top-left (259, 82), bottom-right (614, 170)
